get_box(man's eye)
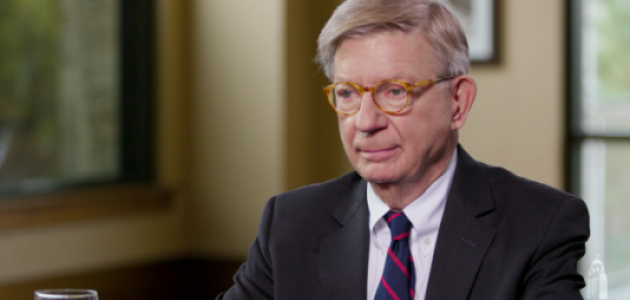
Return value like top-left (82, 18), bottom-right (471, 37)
top-left (383, 86), bottom-right (407, 99)
top-left (337, 89), bottom-right (356, 99)
top-left (389, 88), bottom-right (405, 96)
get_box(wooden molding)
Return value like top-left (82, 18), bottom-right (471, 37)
top-left (0, 257), bottom-right (242, 300)
top-left (0, 184), bottom-right (171, 231)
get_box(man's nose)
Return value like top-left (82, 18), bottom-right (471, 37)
top-left (354, 92), bottom-right (387, 133)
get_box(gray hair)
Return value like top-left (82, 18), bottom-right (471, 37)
top-left (316, 0), bottom-right (469, 81)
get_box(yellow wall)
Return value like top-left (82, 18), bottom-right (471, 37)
top-left (460, 1), bottom-right (566, 189)
top-left (285, 0), bottom-right (353, 191)
top-left (187, 0), bottom-right (286, 257)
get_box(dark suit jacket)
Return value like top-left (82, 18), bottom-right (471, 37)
top-left (218, 146), bottom-right (590, 300)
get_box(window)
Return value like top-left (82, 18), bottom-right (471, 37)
top-left (0, 0), bottom-right (153, 195)
top-left (568, 0), bottom-right (630, 298)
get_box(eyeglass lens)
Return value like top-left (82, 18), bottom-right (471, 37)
top-left (330, 82), bottom-right (408, 113)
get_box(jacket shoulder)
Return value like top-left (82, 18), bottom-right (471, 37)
top-left (482, 163), bottom-right (579, 203)
top-left (274, 171), bottom-right (363, 208)
top-left (475, 162), bottom-right (587, 230)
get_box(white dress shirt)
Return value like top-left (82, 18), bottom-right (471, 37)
top-left (366, 149), bottom-right (458, 300)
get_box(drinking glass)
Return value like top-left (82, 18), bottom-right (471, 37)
top-left (34, 289), bottom-right (98, 300)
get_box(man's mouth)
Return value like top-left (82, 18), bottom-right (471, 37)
top-left (359, 147), bottom-right (397, 161)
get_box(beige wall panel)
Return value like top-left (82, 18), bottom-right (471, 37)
top-left (189, 0), bottom-right (285, 257)
top-left (461, 0), bottom-right (565, 189)
top-left (0, 211), bottom-right (183, 285)
top-left (285, 0), bottom-right (353, 191)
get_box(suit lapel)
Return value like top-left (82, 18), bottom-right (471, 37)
top-left (319, 178), bottom-right (370, 300)
top-left (425, 146), bottom-right (497, 300)
top-left (316, 146), bottom-right (496, 300)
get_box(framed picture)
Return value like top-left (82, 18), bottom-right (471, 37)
top-left (433, 0), bottom-right (499, 64)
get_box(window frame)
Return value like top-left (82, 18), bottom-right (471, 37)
top-left (0, 0), bottom-right (169, 229)
top-left (566, 0), bottom-right (630, 289)
top-left (566, 0), bottom-right (630, 194)
top-left (120, 0), bottom-right (155, 183)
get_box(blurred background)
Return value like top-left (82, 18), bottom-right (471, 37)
top-left (0, 0), bottom-right (627, 299)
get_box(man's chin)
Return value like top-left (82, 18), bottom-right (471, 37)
top-left (356, 169), bottom-right (400, 184)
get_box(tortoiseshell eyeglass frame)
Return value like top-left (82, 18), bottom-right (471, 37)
top-left (322, 76), bottom-right (455, 116)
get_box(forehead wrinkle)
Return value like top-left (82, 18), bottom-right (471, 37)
top-left (335, 56), bottom-right (420, 85)
top-left (334, 32), bottom-right (436, 86)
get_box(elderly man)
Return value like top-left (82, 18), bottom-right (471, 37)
top-left (218, 0), bottom-right (589, 299)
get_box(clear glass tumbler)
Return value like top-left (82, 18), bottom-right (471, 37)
top-left (34, 289), bottom-right (98, 300)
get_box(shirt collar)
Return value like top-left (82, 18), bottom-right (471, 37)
top-left (367, 149), bottom-right (458, 233)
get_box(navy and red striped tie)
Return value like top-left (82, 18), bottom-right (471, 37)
top-left (375, 211), bottom-right (416, 300)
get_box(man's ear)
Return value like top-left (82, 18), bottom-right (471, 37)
top-left (449, 75), bottom-right (477, 131)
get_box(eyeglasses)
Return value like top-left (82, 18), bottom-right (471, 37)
top-left (322, 76), bottom-right (454, 116)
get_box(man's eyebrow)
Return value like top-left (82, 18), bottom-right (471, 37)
top-left (333, 76), bottom-right (351, 83)
top-left (333, 75), bottom-right (419, 85)
top-left (381, 74), bottom-right (424, 83)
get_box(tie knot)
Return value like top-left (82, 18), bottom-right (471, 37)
top-left (383, 211), bottom-right (412, 241)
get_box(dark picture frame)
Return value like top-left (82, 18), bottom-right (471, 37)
top-left (433, 0), bottom-right (499, 64)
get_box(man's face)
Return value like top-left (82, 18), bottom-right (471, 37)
top-left (334, 30), bottom-right (456, 185)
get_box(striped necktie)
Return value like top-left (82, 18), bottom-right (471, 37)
top-left (374, 211), bottom-right (416, 300)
